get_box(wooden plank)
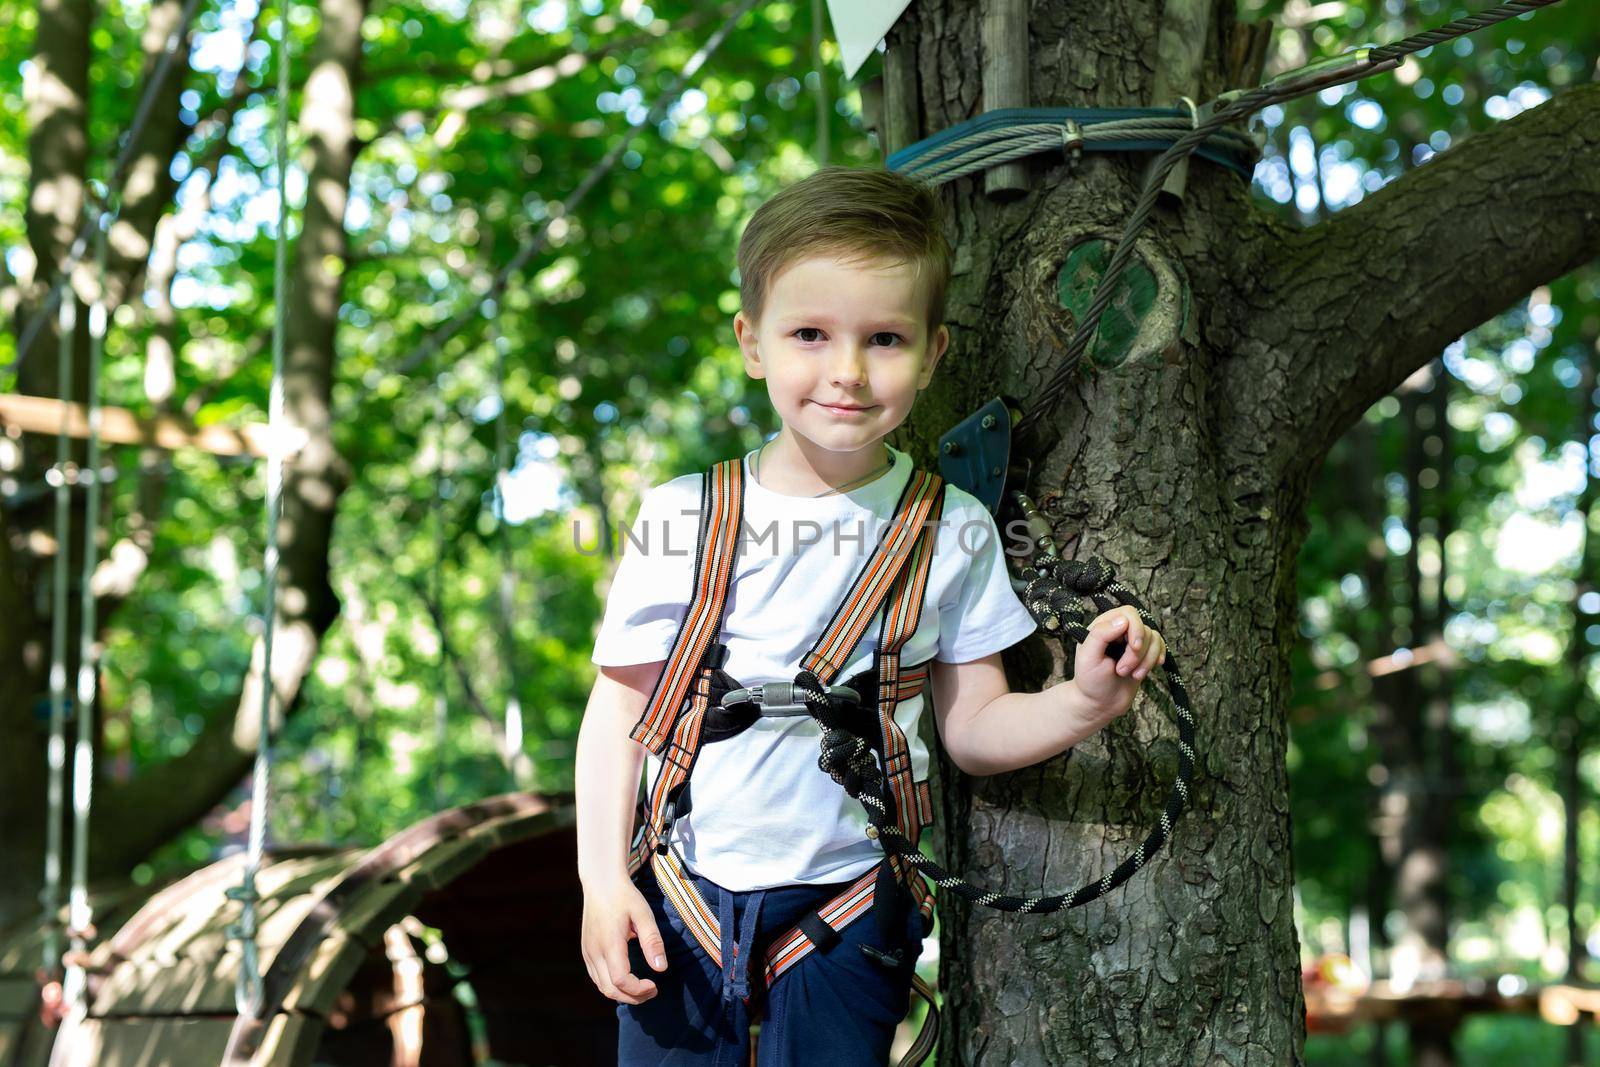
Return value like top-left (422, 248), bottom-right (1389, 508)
top-left (129, 854), bottom-right (351, 966)
top-left (0, 393), bottom-right (304, 458)
top-left (981, 0), bottom-right (1029, 196)
top-left (97, 857), bottom-right (353, 1017)
top-left (1301, 978), bottom-right (1600, 1031)
top-left (92, 954), bottom-right (241, 1017)
top-left (472, 806), bottom-right (573, 851)
top-left (400, 836), bottom-right (492, 895)
top-left (1150, 0), bottom-right (1213, 201)
top-left (322, 879), bottom-right (424, 950)
top-left (277, 931), bottom-right (377, 1017)
top-left (881, 29), bottom-right (919, 158)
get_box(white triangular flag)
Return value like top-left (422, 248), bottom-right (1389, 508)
top-left (825, 0), bottom-right (916, 79)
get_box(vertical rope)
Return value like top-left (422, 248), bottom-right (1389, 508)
top-left (490, 322), bottom-right (527, 783)
top-left (430, 358), bottom-right (449, 812)
top-left (41, 267), bottom-right (78, 983)
top-left (811, 0), bottom-right (830, 166)
top-left (61, 213), bottom-right (110, 1013)
top-left (229, 0), bottom-right (292, 1019)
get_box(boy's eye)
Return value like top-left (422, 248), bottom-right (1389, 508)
top-left (791, 329), bottom-right (906, 347)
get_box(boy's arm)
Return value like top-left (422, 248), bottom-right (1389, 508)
top-left (930, 610), bottom-right (1166, 777)
top-left (575, 659), bottom-right (662, 889)
top-left (930, 653), bottom-right (1100, 776)
top-left (576, 659), bottom-right (672, 1004)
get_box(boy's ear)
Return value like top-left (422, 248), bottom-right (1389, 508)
top-left (734, 311), bottom-right (765, 379)
top-left (918, 324), bottom-right (950, 389)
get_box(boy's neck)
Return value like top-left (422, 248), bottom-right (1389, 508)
top-left (756, 430), bottom-right (892, 496)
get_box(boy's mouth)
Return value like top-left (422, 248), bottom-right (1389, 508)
top-left (811, 400), bottom-right (876, 416)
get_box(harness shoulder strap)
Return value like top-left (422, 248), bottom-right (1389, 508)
top-left (799, 467), bottom-right (945, 684)
top-left (629, 459), bottom-right (744, 754)
top-left (872, 480), bottom-right (945, 842)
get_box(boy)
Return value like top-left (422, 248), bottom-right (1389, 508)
top-left (576, 166), bottom-right (1166, 1065)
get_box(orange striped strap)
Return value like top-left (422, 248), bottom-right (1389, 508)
top-left (873, 494), bottom-right (943, 842)
top-left (652, 851), bottom-right (725, 967)
top-left (895, 663), bottom-right (929, 702)
top-left (649, 853), bottom-right (886, 991)
top-left (638, 670), bottom-right (715, 855)
top-left (799, 469), bottom-right (945, 685)
top-left (761, 865), bottom-right (882, 986)
top-left (629, 460), bottom-right (744, 755)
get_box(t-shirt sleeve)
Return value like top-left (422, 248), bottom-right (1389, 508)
top-left (590, 481), bottom-right (699, 667)
top-left (936, 498), bottom-right (1039, 664)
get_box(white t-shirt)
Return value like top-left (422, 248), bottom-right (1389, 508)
top-left (590, 444), bottom-right (1039, 890)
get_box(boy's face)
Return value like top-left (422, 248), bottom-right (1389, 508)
top-left (733, 252), bottom-right (949, 459)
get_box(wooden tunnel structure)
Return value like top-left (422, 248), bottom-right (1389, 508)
top-left (0, 793), bottom-right (618, 1067)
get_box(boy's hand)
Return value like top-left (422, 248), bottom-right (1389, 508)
top-left (581, 878), bottom-right (668, 1005)
top-left (1070, 606), bottom-right (1167, 732)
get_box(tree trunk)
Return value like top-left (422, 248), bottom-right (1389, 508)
top-left (1562, 336), bottom-right (1598, 1067)
top-left (1393, 364), bottom-right (1457, 1066)
top-left (891, 1), bottom-right (1600, 1061)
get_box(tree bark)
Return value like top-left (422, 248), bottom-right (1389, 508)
top-left (890, 2), bottom-right (1600, 1062)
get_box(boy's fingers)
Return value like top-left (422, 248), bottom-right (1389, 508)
top-left (634, 912), bottom-right (669, 972)
top-left (602, 944), bottom-right (655, 1003)
top-left (1115, 616), bottom-right (1144, 674)
top-left (1085, 615), bottom-right (1128, 661)
top-left (1134, 635), bottom-right (1164, 679)
top-left (590, 954), bottom-right (620, 1002)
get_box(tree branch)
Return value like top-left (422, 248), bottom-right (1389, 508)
top-left (98, 0), bottom-right (201, 315)
top-left (1229, 81), bottom-right (1600, 480)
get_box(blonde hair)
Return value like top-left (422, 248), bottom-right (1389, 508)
top-left (736, 165), bottom-right (952, 331)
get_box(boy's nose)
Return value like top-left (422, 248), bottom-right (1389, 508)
top-left (827, 346), bottom-right (868, 386)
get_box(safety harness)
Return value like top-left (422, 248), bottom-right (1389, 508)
top-left (624, 457), bottom-right (947, 1058)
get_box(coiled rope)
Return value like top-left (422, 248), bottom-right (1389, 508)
top-left (889, 106), bottom-right (1260, 186)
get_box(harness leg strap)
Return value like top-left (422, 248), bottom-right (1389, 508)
top-left (794, 909), bottom-right (841, 955)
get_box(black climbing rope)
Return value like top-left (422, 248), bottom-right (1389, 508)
top-left (789, 526), bottom-right (1196, 914)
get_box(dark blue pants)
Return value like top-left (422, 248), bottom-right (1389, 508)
top-left (616, 863), bottom-right (923, 1066)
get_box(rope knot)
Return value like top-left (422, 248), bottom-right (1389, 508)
top-left (794, 669), bottom-right (880, 798)
top-left (1052, 556), bottom-right (1115, 595)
